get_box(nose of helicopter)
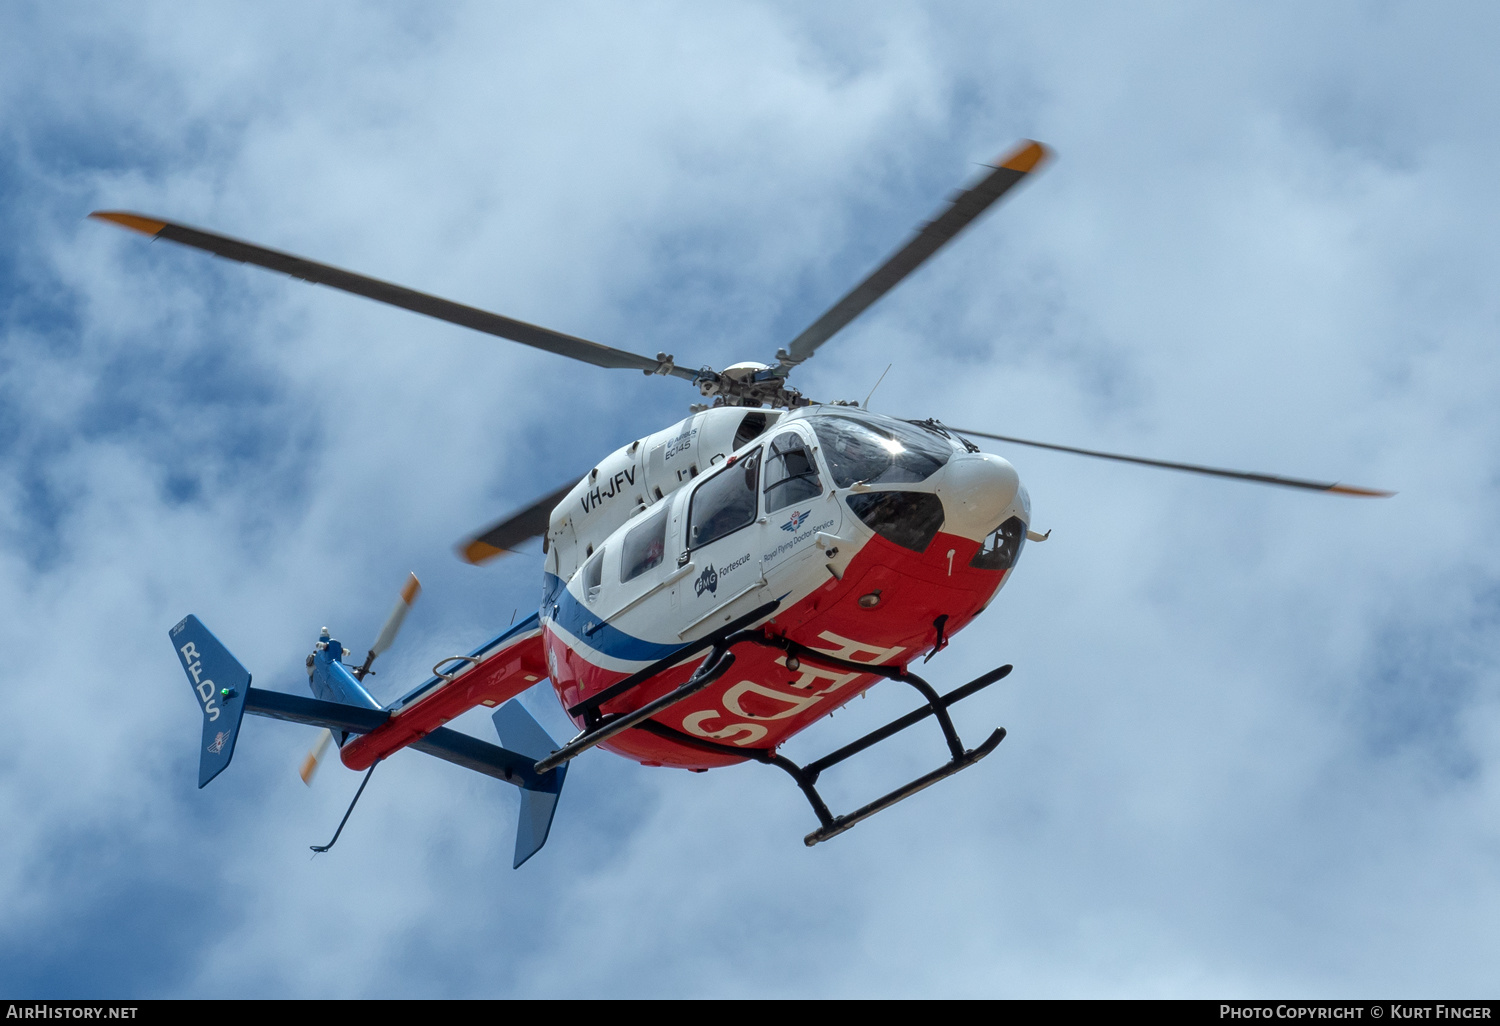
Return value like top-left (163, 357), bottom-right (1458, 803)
top-left (936, 452), bottom-right (1021, 539)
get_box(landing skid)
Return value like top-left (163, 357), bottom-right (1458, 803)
top-left (638, 645), bottom-right (1010, 846)
top-left (537, 603), bottom-right (1011, 847)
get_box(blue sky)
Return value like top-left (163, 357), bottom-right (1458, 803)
top-left (2, 1), bottom-right (1499, 998)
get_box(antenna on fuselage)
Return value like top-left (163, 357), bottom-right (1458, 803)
top-left (862, 363), bottom-right (893, 411)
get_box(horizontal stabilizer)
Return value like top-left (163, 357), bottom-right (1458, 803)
top-left (170, 615), bottom-right (254, 788)
top-left (409, 726), bottom-right (550, 789)
top-left (239, 690), bottom-right (551, 787)
top-left (244, 688), bottom-right (389, 733)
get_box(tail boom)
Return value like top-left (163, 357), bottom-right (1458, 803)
top-left (170, 612), bottom-right (568, 867)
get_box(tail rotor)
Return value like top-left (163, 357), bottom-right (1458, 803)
top-left (299, 728), bottom-right (335, 786)
top-left (357, 572), bottom-right (422, 679)
top-left (299, 572), bottom-right (421, 786)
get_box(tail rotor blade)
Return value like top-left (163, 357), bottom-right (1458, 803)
top-left (369, 572), bottom-right (422, 660)
top-left (299, 728), bottom-right (334, 786)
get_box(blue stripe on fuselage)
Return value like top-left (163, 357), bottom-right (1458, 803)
top-left (543, 572), bottom-right (685, 664)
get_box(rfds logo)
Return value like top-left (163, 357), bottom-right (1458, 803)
top-left (781, 509), bottom-right (810, 532)
top-left (694, 563), bottom-right (719, 597)
top-left (206, 730), bottom-right (231, 755)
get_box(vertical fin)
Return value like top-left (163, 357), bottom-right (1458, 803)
top-left (169, 615), bottom-right (253, 788)
top-left (492, 700), bottom-right (567, 869)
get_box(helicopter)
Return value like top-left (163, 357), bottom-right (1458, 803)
top-left (97, 140), bottom-right (1390, 867)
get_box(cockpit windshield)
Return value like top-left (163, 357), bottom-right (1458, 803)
top-left (800, 412), bottom-right (954, 488)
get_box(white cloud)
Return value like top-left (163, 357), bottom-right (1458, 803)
top-left (1, 0), bottom-right (1498, 997)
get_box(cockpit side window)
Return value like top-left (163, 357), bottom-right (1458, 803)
top-left (845, 491), bottom-right (946, 553)
top-left (763, 431), bottom-right (823, 513)
top-left (809, 416), bottom-right (951, 488)
top-left (687, 448), bottom-right (762, 550)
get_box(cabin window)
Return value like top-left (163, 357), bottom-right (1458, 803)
top-left (969, 516), bottom-right (1026, 571)
top-left (763, 431), bottom-right (823, 513)
top-left (810, 416), bottom-right (952, 488)
top-left (688, 448), bottom-right (761, 550)
top-left (582, 547), bottom-right (604, 601)
top-left (620, 508), bottom-right (668, 583)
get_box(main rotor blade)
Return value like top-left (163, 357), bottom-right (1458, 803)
top-left (947, 426), bottom-right (1393, 497)
top-left (459, 479), bottom-right (579, 565)
top-left (781, 140), bottom-right (1050, 366)
top-left (89, 212), bottom-right (697, 381)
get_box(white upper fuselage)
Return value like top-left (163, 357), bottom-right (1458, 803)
top-left (545, 407), bottom-right (784, 583)
top-left (542, 406), bottom-right (1030, 669)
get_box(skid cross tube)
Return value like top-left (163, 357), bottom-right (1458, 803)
top-left (802, 663), bottom-right (1011, 781)
top-left (763, 633), bottom-right (979, 763)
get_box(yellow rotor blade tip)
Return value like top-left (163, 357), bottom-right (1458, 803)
top-left (997, 140), bottom-right (1050, 174)
top-left (461, 539), bottom-right (505, 565)
top-left (400, 572), bottom-right (421, 604)
top-left (1327, 483), bottom-right (1396, 498)
top-left (89, 211), bottom-right (168, 236)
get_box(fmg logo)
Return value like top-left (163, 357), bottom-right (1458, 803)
top-left (694, 564), bottom-right (718, 596)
